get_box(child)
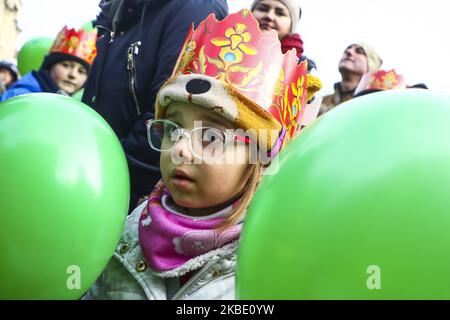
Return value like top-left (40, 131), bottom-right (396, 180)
top-left (86, 10), bottom-right (320, 300)
top-left (0, 60), bottom-right (19, 97)
top-left (1, 26), bottom-right (96, 102)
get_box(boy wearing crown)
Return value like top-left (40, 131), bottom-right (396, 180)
top-left (1, 26), bottom-right (97, 102)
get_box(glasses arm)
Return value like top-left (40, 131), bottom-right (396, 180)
top-left (234, 136), bottom-right (254, 144)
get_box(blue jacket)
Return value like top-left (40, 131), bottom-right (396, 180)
top-left (1, 70), bottom-right (65, 102)
top-left (0, 72), bottom-right (42, 102)
top-left (82, 0), bottom-right (228, 209)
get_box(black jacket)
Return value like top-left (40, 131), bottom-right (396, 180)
top-left (83, 0), bottom-right (228, 208)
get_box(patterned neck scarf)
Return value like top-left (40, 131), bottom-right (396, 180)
top-left (139, 181), bottom-right (242, 273)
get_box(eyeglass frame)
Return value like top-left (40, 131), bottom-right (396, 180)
top-left (146, 119), bottom-right (254, 156)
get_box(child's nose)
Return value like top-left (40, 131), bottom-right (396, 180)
top-left (173, 135), bottom-right (194, 162)
top-left (67, 69), bottom-right (76, 79)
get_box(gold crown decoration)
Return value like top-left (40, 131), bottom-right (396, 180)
top-left (156, 10), bottom-right (315, 153)
top-left (50, 26), bottom-right (97, 66)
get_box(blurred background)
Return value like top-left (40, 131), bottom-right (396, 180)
top-left (1, 0), bottom-right (448, 95)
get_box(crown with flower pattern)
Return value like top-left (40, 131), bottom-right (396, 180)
top-left (355, 69), bottom-right (406, 96)
top-left (49, 26), bottom-right (97, 66)
top-left (156, 10), bottom-right (312, 153)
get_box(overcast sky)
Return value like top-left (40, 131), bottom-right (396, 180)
top-left (17, 0), bottom-right (450, 95)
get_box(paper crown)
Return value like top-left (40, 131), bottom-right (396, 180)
top-left (355, 69), bottom-right (406, 96)
top-left (49, 26), bottom-right (97, 66)
top-left (156, 9), bottom-right (311, 152)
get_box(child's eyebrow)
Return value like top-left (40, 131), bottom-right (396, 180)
top-left (165, 110), bottom-right (182, 120)
top-left (202, 113), bottom-right (231, 129)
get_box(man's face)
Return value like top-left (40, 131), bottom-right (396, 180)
top-left (338, 44), bottom-right (368, 76)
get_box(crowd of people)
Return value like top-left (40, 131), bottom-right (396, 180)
top-left (0, 0), bottom-right (431, 300)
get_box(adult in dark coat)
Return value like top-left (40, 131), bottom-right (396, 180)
top-left (83, 0), bottom-right (228, 211)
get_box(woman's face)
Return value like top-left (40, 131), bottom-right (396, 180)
top-left (252, 0), bottom-right (292, 40)
top-left (50, 60), bottom-right (88, 94)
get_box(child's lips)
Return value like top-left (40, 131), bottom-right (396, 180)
top-left (172, 177), bottom-right (193, 189)
top-left (171, 169), bottom-right (194, 188)
top-left (63, 80), bottom-right (76, 87)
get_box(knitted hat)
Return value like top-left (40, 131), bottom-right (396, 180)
top-left (155, 10), bottom-right (321, 156)
top-left (354, 42), bottom-right (383, 73)
top-left (251, 0), bottom-right (302, 34)
top-left (41, 26), bottom-right (97, 72)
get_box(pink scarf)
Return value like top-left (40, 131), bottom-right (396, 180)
top-left (139, 181), bottom-right (242, 274)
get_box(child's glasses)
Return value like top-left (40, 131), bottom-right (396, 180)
top-left (146, 119), bottom-right (253, 159)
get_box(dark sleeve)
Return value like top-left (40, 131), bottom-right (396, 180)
top-left (121, 0), bottom-right (229, 199)
top-left (149, 0), bottom-right (228, 108)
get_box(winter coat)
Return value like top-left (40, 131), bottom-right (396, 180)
top-left (85, 201), bottom-right (237, 300)
top-left (82, 0), bottom-right (228, 209)
top-left (319, 82), bottom-right (355, 116)
top-left (1, 70), bottom-right (66, 102)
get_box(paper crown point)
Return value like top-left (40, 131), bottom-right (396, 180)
top-left (355, 69), bottom-right (406, 96)
top-left (50, 26), bottom-right (97, 66)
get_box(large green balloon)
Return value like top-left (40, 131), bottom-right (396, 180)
top-left (71, 88), bottom-right (84, 101)
top-left (17, 37), bottom-right (53, 76)
top-left (237, 90), bottom-right (450, 299)
top-left (0, 94), bottom-right (130, 299)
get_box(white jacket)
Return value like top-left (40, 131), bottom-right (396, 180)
top-left (86, 201), bottom-right (238, 300)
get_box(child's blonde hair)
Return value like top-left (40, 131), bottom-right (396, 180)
top-left (219, 161), bottom-right (264, 229)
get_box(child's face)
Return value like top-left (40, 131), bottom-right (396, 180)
top-left (50, 61), bottom-right (88, 94)
top-left (252, 0), bottom-right (292, 40)
top-left (159, 101), bottom-right (253, 212)
top-left (0, 68), bottom-right (14, 86)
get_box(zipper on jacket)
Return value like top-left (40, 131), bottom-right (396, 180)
top-left (127, 41), bottom-right (142, 116)
top-left (109, 32), bottom-right (116, 44)
top-left (171, 258), bottom-right (221, 300)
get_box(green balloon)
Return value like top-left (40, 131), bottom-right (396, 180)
top-left (237, 90), bottom-right (450, 299)
top-left (0, 93), bottom-right (130, 299)
top-left (17, 37), bottom-right (53, 76)
top-left (72, 88), bottom-right (84, 101)
top-left (79, 21), bottom-right (97, 33)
